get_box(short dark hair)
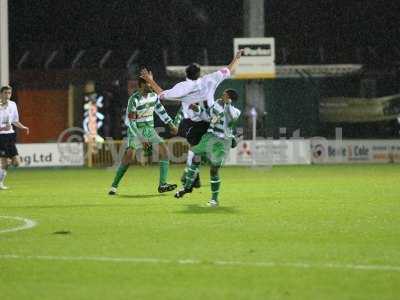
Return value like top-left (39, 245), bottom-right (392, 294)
top-left (0, 85), bottom-right (12, 93)
top-left (224, 89), bottom-right (239, 101)
top-left (185, 63), bottom-right (201, 80)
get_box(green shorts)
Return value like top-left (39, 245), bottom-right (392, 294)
top-left (127, 125), bottom-right (164, 150)
top-left (192, 133), bottom-right (231, 167)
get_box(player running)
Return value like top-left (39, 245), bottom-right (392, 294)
top-left (174, 89), bottom-right (241, 207)
top-left (0, 85), bottom-right (30, 190)
top-left (108, 77), bottom-right (178, 195)
top-left (140, 50), bottom-right (243, 189)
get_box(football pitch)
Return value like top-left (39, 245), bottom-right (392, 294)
top-left (0, 164), bottom-right (399, 299)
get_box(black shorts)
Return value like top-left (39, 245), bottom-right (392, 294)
top-left (178, 119), bottom-right (209, 146)
top-left (0, 133), bottom-right (18, 158)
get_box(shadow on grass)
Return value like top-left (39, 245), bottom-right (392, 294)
top-left (177, 204), bottom-right (238, 214)
top-left (118, 194), bottom-right (167, 199)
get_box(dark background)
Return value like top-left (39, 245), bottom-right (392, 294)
top-left (9, 0), bottom-right (400, 68)
top-left (7, 0), bottom-right (400, 141)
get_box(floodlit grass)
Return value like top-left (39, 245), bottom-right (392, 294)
top-left (0, 164), bottom-right (399, 299)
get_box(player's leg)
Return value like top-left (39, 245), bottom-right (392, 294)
top-left (177, 119), bottom-right (191, 185)
top-left (11, 155), bottom-right (20, 167)
top-left (0, 134), bottom-right (18, 190)
top-left (184, 154), bottom-right (201, 189)
top-left (109, 148), bottom-right (135, 195)
top-left (179, 120), bottom-right (197, 186)
top-left (206, 138), bottom-right (231, 207)
top-left (174, 154), bottom-right (200, 198)
top-left (0, 157), bottom-right (10, 190)
top-left (208, 164), bottom-right (221, 207)
top-left (175, 133), bottom-right (212, 198)
top-left (181, 121), bottom-right (209, 188)
top-left (157, 142), bottom-right (177, 193)
top-left (109, 131), bottom-right (137, 196)
top-left (143, 126), bottom-right (176, 193)
top-left (181, 148), bottom-right (195, 184)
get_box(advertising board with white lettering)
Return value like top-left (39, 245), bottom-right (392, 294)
top-left (17, 143), bottom-right (85, 167)
top-left (225, 140), bottom-right (311, 165)
top-left (311, 140), bottom-right (400, 164)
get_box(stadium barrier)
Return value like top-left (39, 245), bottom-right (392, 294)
top-left (80, 139), bottom-right (400, 166)
top-left (311, 139), bottom-right (400, 164)
top-left (225, 140), bottom-right (311, 166)
top-left (16, 139), bottom-right (400, 168)
top-left (85, 139), bottom-right (311, 167)
top-left (16, 143), bottom-right (84, 167)
top-left (86, 139), bottom-right (190, 168)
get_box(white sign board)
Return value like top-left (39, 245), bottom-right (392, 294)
top-left (17, 143), bottom-right (85, 167)
top-left (226, 140), bottom-right (311, 165)
top-left (311, 139), bottom-right (400, 164)
top-left (234, 37), bottom-right (276, 79)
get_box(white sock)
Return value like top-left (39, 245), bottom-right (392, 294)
top-left (0, 169), bottom-right (6, 184)
top-left (186, 150), bottom-right (194, 167)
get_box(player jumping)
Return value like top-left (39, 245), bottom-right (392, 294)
top-left (174, 89), bottom-right (241, 207)
top-left (140, 50), bottom-right (243, 190)
top-left (108, 77), bottom-right (178, 195)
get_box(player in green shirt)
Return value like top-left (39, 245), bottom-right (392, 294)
top-left (175, 89), bottom-right (241, 207)
top-left (109, 77), bottom-right (178, 195)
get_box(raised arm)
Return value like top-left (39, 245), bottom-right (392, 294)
top-left (227, 50), bottom-right (244, 74)
top-left (141, 69), bottom-right (191, 102)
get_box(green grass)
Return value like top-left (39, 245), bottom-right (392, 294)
top-left (0, 164), bottom-right (399, 300)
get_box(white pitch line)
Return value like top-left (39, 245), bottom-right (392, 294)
top-left (0, 216), bottom-right (37, 234)
top-left (0, 254), bottom-right (399, 273)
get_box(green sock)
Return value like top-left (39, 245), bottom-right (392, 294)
top-left (112, 164), bottom-right (129, 188)
top-left (159, 160), bottom-right (169, 185)
top-left (181, 167), bottom-right (189, 184)
top-left (210, 175), bottom-right (221, 201)
top-left (184, 164), bottom-right (199, 189)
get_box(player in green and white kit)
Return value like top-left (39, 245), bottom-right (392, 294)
top-left (109, 78), bottom-right (178, 195)
top-left (175, 89), bottom-right (241, 207)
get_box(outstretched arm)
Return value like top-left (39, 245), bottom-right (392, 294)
top-left (200, 50), bottom-right (244, 106)
top-left (140, 69), bottom-right (190, 102)
top-left (227, 50), bottom-right (244, 74)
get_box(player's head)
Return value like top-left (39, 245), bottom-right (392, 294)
top-left (185, 63), bottom-right (201, 80)
top-left (222, 89), bottom-right (239, 102)
top-left (0, 85), bottom-right (12, 102)
top-left (137, 77), bottom-right (152, 94)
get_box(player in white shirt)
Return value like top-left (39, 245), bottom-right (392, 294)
top-left (0, 86), bottom-right (29, 190)
top-left (140, 50), bottom-right (243, 188)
